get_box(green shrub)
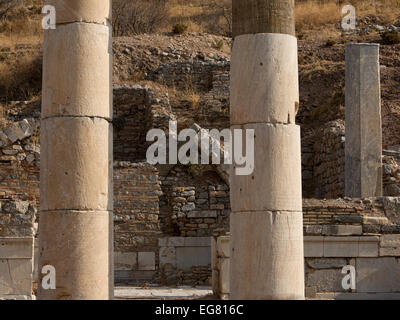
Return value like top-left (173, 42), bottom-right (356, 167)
top-left (211, 39), bottom-right (224, 50)
top-left (0, 52), bottom-right (8, 61)
top-left (173, 23), bottom-right (188, 34)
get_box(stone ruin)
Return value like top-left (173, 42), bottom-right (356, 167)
top-left (1, 0), bottom-right (400, 300)
top-left (0, 44), bottom-right (399, 299)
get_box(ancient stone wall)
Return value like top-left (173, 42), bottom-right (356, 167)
top-left (159, 165), bottom-right (230, 238)
top-left (158, 237), bottom-right (211, 286)
top-left (212, 197), bottom-right (400, 299)
top-left (303, 120), bottom-right (400, 199)
top-left (114, 162), bottom-right (161, 254)
top-left (147, 61), bottom-right (230, 130)
top-left (147, 60), bottom-right (229, 93)
top-left (305, 120), bottom-right (346, 199)
top-left (0, 119), bottom-right (40, 202)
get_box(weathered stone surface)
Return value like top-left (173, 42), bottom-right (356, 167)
top-left (114, 252), bottom-right (137, 271)
top-left (232, 0), bottom-right (295, 37)
top-left (38, 210), bottom-right (113, 300)
top-left (363, 224), bottom-right (381, 234)
top-left (230, 34), bottom-right (298, 125)
top-left (380, 234), bottom-right (400, 248)
top-left (176, 247), bottom-right (211, 270)
top-left (230, 124), bottom-right (302, 212)
top-left (187, 210), bottom-right (217, 218)
top-left (322, 225), bottom-right (363, 236)
top-left (345, 43), bottom-right (382, 198)
top-left (184, 237), bottom-right (211, 247)
top-left (379, 247), bottom-right (400, 256)
top-left (211, 237), bottom-right (218, 294)
top-left (382, 197), bottom-right (400, 224)
top-left (356, 258), bottom-right (400, 292)
top-left (304, 236), bottom-right (324, 257)
top-left (0, 258), bottom-right (32, 296)
top-left (332, 215), bottom-right (363, 224)
top-left (324, 237), bottom-right (359, 257)
top-left (216, 236), bottom-right (230, 258)
top-left (306, 236), bottom-right (379, 258)
top-left (230, 211), bottom-right (304, 299)
top-left (307, 258), bottom-right (347, 269)
top-left (362, 216), bottom-right (389, 225)
top-left (306, 269), bottom-right (346, 292)
top-left (218, 258), bottom-right (230, 294)
top-left (138, 252), bottom-right (155, 271)
top-left (314, 292), bottom-right (400, 300)
top-left (167, 237), bottom-right (185, 247)
top-left (305, 286), bottom-right (317, 298)
top-left (358, 236), bottom-right (380, 257)
top-left (159, 247), bottom-right (176, 266)
top-left (40, 117), bottom-right (112, 211)
top-left (45, 0), bottom-right (111, 25)
top-left (3, 120), bottom-right (32, 143)
top-left (304, 225), bottom-right (323, 236)
top-left (0, 238), bottom-right (33, 259)
top-left (42, 23), bottom-right (112, 119)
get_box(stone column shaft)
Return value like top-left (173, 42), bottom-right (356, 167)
top-left (38, 0), bottom-right (113, 300)
top-left (345, 44), bottom-right (382, 198)
top-left (229, 0), bottom-right (304, 300)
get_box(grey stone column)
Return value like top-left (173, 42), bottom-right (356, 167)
top-left (345, 44), bottom-right (382, 198)
top-left (38, 0), bottom-right (113, 300)
top-left (229, 0), bottom-right (304, 299)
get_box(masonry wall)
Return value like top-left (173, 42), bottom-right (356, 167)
top-left (213, 197), bottom-right (400, 299)
top-left (302, 120), bottom-right (400, 199)
top-left (159, 164), bottom-right (230, 238)
top-left (113, 161), bottom-right (162, 281)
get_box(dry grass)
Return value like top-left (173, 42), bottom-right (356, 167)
top-left (0, 53), bottom-right (42, 101)
top-left (0, 103), bottom-right (6, 128)
top-left (1, 0), bottom-right (400, 40)
top-left (0, 0), bottom-right (42, 44)
top-left (296, 0), bottom-right (400, 39)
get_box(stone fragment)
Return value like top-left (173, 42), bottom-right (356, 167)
top-left (307, 258), bottom-right (347, 269)
top-left (322, 225), bottom-right (362, 236)
top-left (38, 210), bottom-right (113, 300)
top-left (304, 236), bottom-right (324, 258)
top-left (42, 23), bottom-right (112, 119)
top-left (306, 269), bottom-right (346, 292)
top-left (380, 234), bottom-right (400, 248)
top-left (216, 236), bottom-right (230, 258)
top-left (363, 216), bottom-right (389, 225)
top-left (114, 252), bottom-right (137, 271)
top-left (138, 252), bottom-right (156, 271)
top-left (356, 258), bottom-right (400, 292)
top-left (323, 237), bottom-right (359, 257)
top-left (345, 44), bottom-right (382, 197)
top-left (230, 34), bottom-right (299, 124)
top-left (40, 117), bottom-right (112, 211)
top-left (332, 215), bottom-right (363, 224)
top-left (230, 211), bottom-right (304, 299)
top-left (230, 123), bottom-right (302, 212)
top-left (45, 0), bottom-right (111, 25)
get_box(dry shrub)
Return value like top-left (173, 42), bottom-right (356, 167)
top-left (0, 53), bottom-right (42, 101)
top-left (113, 0), bottom-right (168, 36)
top-left (168, 0), bottom-right (231, 36)
top-left (0, 103), bottom-right (5, 128)
top-left (296, 1), bottom-right (341, 30)
top-left (0, 0), bottom-right (42, 39)
top-left (0, 0), bottom-right (19, 21)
